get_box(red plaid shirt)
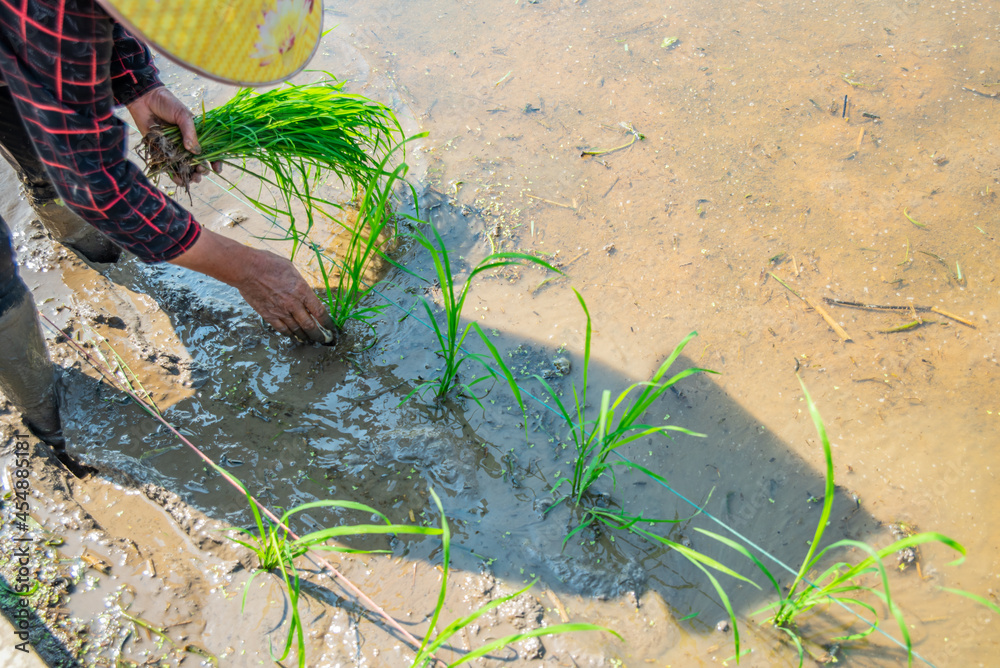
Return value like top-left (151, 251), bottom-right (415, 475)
top-left (0, 0), bottom-right (200, 262)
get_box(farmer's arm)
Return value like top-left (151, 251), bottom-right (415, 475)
top-left (169, 230), bottom-right (334, 341)
top-left (108, 21), bottom-right (163, 107)
top-left (108, 22), bottom-right (219, 182)
top-left (0, 3), bottom-right (197, 261)
top-left (0, 1), bottom-right (330, 341)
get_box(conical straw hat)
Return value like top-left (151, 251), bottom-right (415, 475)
top-left (97, 0), bottom-right (324, 86)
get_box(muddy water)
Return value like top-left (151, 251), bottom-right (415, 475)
top-left (306, 1), bottom-right (996, 665)
top-left (6, 0), bottom-right (1000, 666)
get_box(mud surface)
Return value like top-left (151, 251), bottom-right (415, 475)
top-left (2, 0), bottom-right (1000, 666)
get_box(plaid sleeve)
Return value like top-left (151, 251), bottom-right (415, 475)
top-left (109, 21), bottom-right (163, 106)
top-left (0, 0), bottom-right (200, 263)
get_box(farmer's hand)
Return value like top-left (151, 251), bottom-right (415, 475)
top-left (127, 87), bottom-right (222, 184)
top-left (170, 229), bottom-right (336, 344)
top-left (233, 250), bottom-right (337, 343)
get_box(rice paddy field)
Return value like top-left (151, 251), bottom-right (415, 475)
top-left (3, 0), bottom-right (1000, 666)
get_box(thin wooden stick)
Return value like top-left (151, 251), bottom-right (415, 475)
top-left (561, 250), bottom-right (588, 268)
top-left (526, 193), bottom-right (577, 210)
top-left (545, 589), bottom-right (570, 622)
top-left (805, 296), bottom-right (852, 341)
top-left (962, 86), bottom-right (1000, 99)
top-left (823, 298), bottom-right (977, 328)
top-left (769, 273), bottom-right (851, 341)
top-left (930, 306), bottom-right (976, 328)
top-left (824, 297), bottom-right (912, 311)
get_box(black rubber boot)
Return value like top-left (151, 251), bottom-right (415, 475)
top-left (34, 200), bottom-right (121, 265)
top-left (0, 295), bottom-right (93, 477)
top-left (0, 292), bottom-right (62, 442)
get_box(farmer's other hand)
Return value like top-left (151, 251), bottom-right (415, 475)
top-left (170, 229), bottom-right (336, 344)
top-left (127, 87), bottom-right (223, 184)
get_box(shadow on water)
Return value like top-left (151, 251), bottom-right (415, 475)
top-left (55, 190), bottom-right (905, 665)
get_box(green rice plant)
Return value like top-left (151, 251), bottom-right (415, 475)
top-left (224, 477), bottom-right (442, 668)
top-left (140, 78), bottom-right (403, 257)
top-left (535, 289), bottom-right (715, 508)
top-left (699, 377), bottom-right (966, 666)
top-left (310, 140), bottom-right (420, 331)
top-left (117, 609), bottom-right (217, 665)
top-left (524, 290), bottom-right (769, 656)
top-left (523, 290), bottom-right (760, 654)
top-left (941, 587), bottom-right (1000, 615)
top-left (580, 506), bottom-right (759, 662)
top-left (401, 222), bottom-right (560, 403)
top-left (410, 492), bottom-right (618, 667)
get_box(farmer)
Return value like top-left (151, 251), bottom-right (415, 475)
top-left (0, 0), bottom-right (331, 462)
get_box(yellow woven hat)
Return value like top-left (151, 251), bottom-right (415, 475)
top-left (97, 0), bottom-right (324, 86)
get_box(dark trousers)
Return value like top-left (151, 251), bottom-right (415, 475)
top-left (0, 84), bottom-right (48, 318)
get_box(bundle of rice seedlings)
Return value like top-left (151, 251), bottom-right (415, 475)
top-left (140, 77), bottom-right (403, 229)
top-left (141, 78), bottom-right (414, 330)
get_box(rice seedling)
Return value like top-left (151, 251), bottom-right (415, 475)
top-left (224, 476), bottom-right (442, 668)
top-left (310, 140), bottom-right (420, 331)
top-left (117, 609), bottom-right (217, 665)
top-left (401, 222), bottom-right (560, 404)
top-left (699, 377), bottom-right (966, 666)
top-left (140, 77), bottom-right (403, 256)
top-left (410, 491), bottom-right (618, 667)
top-left (525, 290), bottom-right (759, 654)
top-left (230, 485), bottom-right (610, 667)
top-left (580, 506), bottom-right (759, 662)
top-left (941, 587), bottom-right (1000, 615)
top-left (534, 289), bottom-right (715, 508)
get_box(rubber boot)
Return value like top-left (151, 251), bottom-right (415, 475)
top-left (0, 292), bottom-right (63, 445)
top-left (0, 295), bottom-right (96, 478)
top-left (34, 199), bottom-right (121, 265)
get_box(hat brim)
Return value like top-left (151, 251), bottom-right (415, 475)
top-left (97, 0), bottom-right (324, 87)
